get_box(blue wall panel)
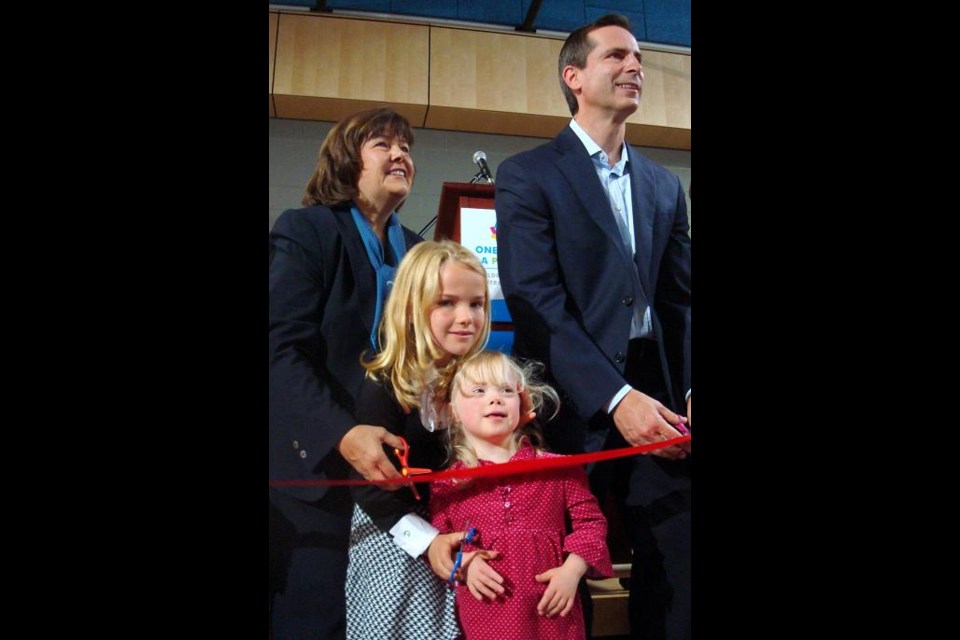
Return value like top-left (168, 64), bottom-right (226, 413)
top-left (644, 0), bottom-right (690, 46)
top-left (392, 0), bottom-right (457, 19)
top-left (270, 1), bottom-right (688, 49)
top-left (587, 0), bottom-right (644, 11)
top-left (528, 0), bottom-right (587, 33)
top-left (329, 0), bottom-right (391, 10)
top-left (459, 1), bottom-right (524, 26)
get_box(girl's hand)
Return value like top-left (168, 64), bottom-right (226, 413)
top-left (426, 531), bottom-right (463, 580)
top-left (534, 554), bottom-right (588, 617)
top-left (461, 552), bottom-right (505, 601)
top-left (427, 532), bottom-right (501, 581)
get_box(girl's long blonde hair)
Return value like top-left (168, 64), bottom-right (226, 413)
top-left (447, 350), bottom-right (560, 469)
top-left (363, 240), bottom-right (491, 412)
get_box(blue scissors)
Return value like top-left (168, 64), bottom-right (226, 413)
top-left (448, 526), bottom-right (477, 586)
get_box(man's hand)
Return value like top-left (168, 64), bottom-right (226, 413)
top-left (612, 390), bottom-right (689, 459)
top-left (336, 425), bottom-right (405, 488)
top-left (535, 554), bottom-right (588, 617)
top-left (686, 395), bottom-right (691, 428)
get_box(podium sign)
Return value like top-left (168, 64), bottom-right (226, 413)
top-left (459, 207), bottom-right (501, 300)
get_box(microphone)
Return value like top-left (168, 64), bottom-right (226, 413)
top-left (472, 150), bottom-right (494, 184)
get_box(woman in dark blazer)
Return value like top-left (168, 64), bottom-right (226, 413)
top-left (269, 107), bottom-right (423, 640)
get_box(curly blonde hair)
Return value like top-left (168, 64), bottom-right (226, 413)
top-left (446, 351), bottom-right (560, 468)
top-left (363, 240), bottom-right (491, 412)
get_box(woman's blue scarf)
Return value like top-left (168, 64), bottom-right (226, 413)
top-left (350, 204), bottom-right (408, 351)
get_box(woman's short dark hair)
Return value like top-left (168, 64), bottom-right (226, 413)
top-left (558, 14), bottom-right (632, 116)
top-left (302, 107), bottom-right (415, 207)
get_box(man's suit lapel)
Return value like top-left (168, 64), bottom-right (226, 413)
top-left (334, 206), bottom-right (377, 345)
top-left (627, 145), bottom-right (655, 297)
top-left (554, 127), bottom-right (634, 268)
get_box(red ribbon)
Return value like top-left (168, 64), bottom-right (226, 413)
top-left (268, 434), bottom-right (690, 488)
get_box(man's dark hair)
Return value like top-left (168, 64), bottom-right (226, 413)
top-left (557, 14), bottom-right (632, 115)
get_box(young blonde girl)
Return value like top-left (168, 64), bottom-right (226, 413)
top-left (346, 240), bottom-right (492, 640)
top-left (430, 351), bottom-right (614, 640)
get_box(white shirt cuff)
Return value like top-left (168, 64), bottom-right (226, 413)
top-left (388, 513), bottom-right (439, 558)
top-left (606, 384), bottom-right (633, 413)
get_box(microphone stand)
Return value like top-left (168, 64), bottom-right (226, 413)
top-left (417, 216), bottom-right (438, 238)
top-left (470, 170), bottom-right (493, 185)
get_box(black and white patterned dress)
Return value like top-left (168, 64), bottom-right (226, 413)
top-left (344, 378), bottom-right (460, 640)
top-left (346, 503), bottom-right (458, 639)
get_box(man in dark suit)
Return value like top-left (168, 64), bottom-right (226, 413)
top-left (495, 14), bottom-right (691, 640)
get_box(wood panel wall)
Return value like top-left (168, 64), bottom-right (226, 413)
top-left (272, 12), bottom-right (430, 125)
top-left (269, 11), bottom-right (690, 150)
top-left (269, 11), bottom-right (278, 118)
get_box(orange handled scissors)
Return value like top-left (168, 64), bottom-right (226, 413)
top-left (392, 436), bottom-right (433, 501)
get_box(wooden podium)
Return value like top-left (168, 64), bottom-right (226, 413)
top-left (432, 182), bottom-right (494, 243)
top-left (432, 182), bottom-right (512, 353)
